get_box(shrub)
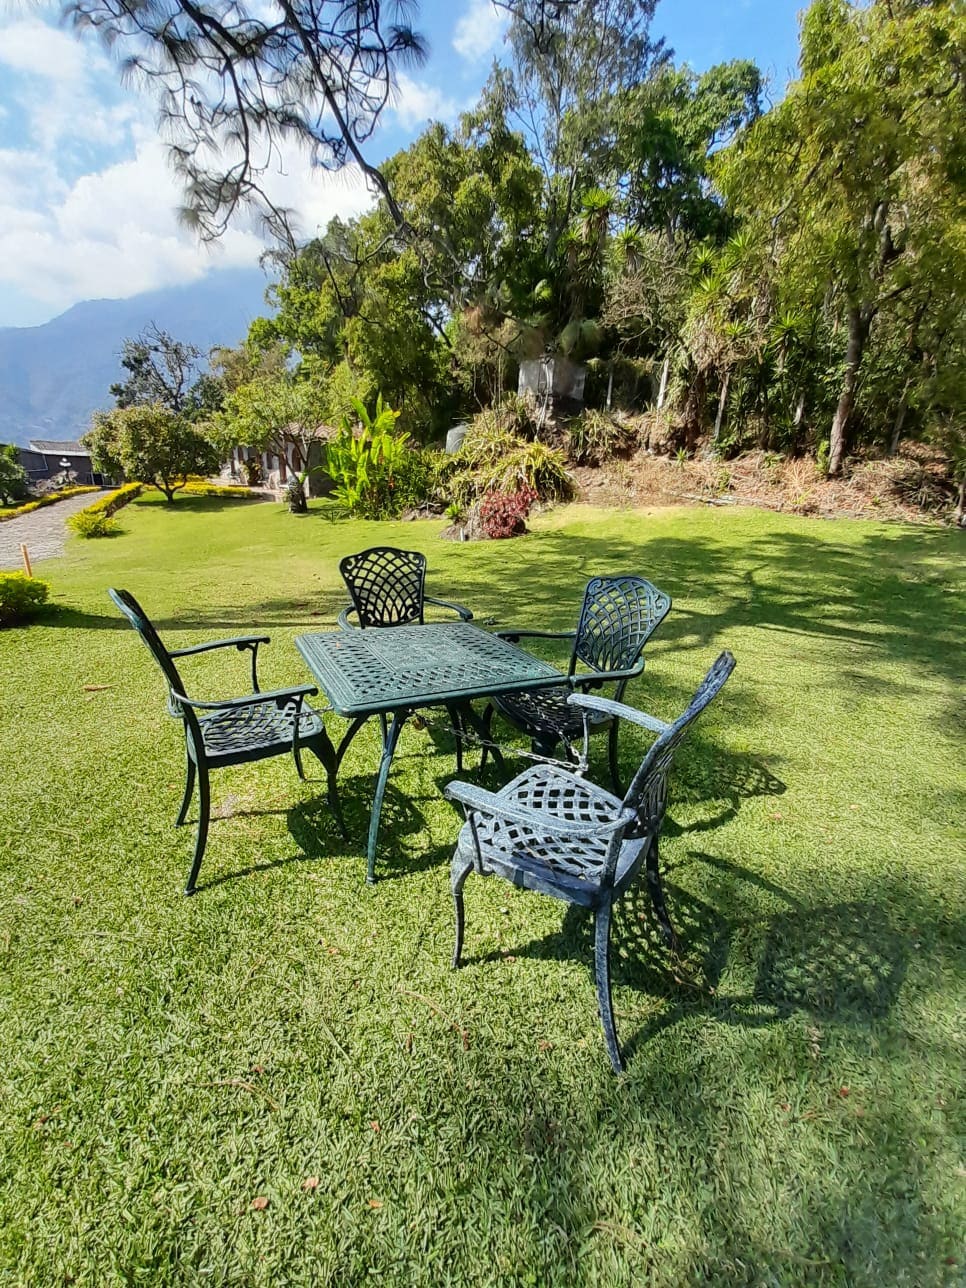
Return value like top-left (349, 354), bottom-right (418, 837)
top-left (324, 396), bottom-right (411, 519)
top-left (181, 482), bottom-right (255, 499)
top-left (85, 482), bottom-right (143, 517)
top-left (568, 411), bottom-right (636, 466)
top-left (68, 510), bottom-right (121, 538)
top-left (0, 573), bottom-right (50, 626)
top-left (478, 486), bottom-right (537, 539)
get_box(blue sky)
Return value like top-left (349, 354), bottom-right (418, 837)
top-left (0, 0), bottom-right (804, 329)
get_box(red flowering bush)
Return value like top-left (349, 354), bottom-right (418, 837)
top-left (478, 485), bottom-right (537, 539)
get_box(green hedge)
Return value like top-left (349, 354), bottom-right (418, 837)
top-left (83, 482), bottom-right (143, 516)
top-left (0, 573), bottom-right (50, 626)
top-left (181, 482), bottom-right (257, 499)
top-left (0, 486), bottom-right (100, 524)
top-left (67, 483), bottom-right (143, 537)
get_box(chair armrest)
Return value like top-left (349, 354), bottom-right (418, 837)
top-left (169, 634), bottom-right (270, 658)
top-left (495, 628), bottom-right (576, 643)
top-left (568, 692), bottom-right (670, 734)
top-left (425, 595), bottom-right (474, 622)
top-left (175, 683), bottom-right (318, 713)
top-left (444, 780), bottom-right (634, 839)
top-left (568, 661), bottom-right (646, 689)
top-left (337, 606), bottom-right (358, 630)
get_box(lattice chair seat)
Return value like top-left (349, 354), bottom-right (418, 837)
top-left (446, 651), bottom-right (736, 1072)
top-left (489, 685), bottom-right (613, 746)
top-left (108, 588), bottom-right (343, 895)
top-left (454, 764), bottom-right (648, 908)
top-left (197, 701), bottom-right (328, 764)
top-left (482, 575), bottom-right (671, 792)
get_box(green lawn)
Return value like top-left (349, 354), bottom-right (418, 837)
top-left (1, 494), bottom-right (963, 1285)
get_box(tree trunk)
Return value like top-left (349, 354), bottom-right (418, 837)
top-left (681, 369), bottom-right (707, 451)
top-left (956, 476), bottom-right (965, 529)
top-left (712, 373), bottom-right (730, 448)
top-left (829, 303), bottom-right (872, 476)
top-left (606, 365), bottom-right (614, 411)
top-left (889, 382), bottom-right (910, 456)
top-left (656, 355), bottom-right (670, 411)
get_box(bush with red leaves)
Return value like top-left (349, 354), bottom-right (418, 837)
top-left (478, 485), bottom-right (537, 539)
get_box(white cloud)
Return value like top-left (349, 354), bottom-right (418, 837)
top-left (0, 19), bottom-right (92, 83)
top-left (452, 0), bottom-right (507, 63)
top-left (0, 128), bottom-right (373, 316)
top-left (390, 72), bottom-right (461, 130)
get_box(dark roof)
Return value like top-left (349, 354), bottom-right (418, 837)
top-left (28, 439), bottom-right (91, 455)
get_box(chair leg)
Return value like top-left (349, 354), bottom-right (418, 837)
top-left (307, 732), bottom-right (348, 840)
top-left (293, 741), bottom-right (306, 780)
top-left (176, 756), bottom-right (196, 827)
top-left (594, 902), bottom-right (624, 1073)
top-left (607, 719), bottom-right (625, 796)
top-left (184, 763), bottom-right (210, 896)
top-left (451, 858), bottom-right (472, 968)
top-left (645, 838), bottom-right (679, 952)
top-left (378, 712), bottom-right (389, 749)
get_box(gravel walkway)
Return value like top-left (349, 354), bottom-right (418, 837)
top-left (0, 491), bottom-right (108, 570)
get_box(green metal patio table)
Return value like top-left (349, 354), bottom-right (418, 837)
top-left (295, 622), bottom-right (565, 882)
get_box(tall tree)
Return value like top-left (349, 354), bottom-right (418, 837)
top-left (111, 326), bottom-right (203, 413)
top-left (718, 0), bottom-right (966, 474)
top-left (63, 0), bottom-right (427, 242)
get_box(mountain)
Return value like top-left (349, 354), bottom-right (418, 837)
top-left (0, 268), bottom-right (273, 447)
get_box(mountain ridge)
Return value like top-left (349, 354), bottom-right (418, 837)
top-left (0, 268), bottom-right (272, 446)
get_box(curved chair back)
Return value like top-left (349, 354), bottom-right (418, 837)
top-left (339, 546), bottom-right (428, 627)
top-left (622, 650), bottom-right (736, 842)
top-left (108, 587), bottom-right (187, 700)
top-left (571, 576), bottom-right (671, 677)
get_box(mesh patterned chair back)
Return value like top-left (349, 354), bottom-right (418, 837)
top-left (339, 547), bottom-right (428, 627)
top-left (612, 650), bottom-right (737, 860)
top-left (108, 587), bottom-right (187, 705)
top-left (570, 576), bottom-right (672, 678)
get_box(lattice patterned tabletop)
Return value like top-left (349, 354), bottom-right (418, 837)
top-left (295, 623), bottom-right (564, 716)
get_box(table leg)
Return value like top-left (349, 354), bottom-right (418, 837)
top-left (367, 708), bottom-right (409, 884)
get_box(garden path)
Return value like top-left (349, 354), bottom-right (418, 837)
top-left (0, 491), bottom-right (107, 570)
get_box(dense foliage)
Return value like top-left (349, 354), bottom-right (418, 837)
top-left (0, 445), bottom-right (29, 506)
top-left (219, 0), bottom-right (960, 512)
top-left (83, 405), bottom-right (219, 503)
top-left (0, 573), bottom-right (49, 626)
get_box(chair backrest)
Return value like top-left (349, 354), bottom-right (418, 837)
top-left (622, 650), bottom-right (736, 842)
top-left (108, 588), bottom-right (187, 699)
top-left (571, 576), bottom-right (671, 676)
top-left (339, 546), bottom-right (428, 627)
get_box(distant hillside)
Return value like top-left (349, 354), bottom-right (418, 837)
top-left (0, 268), bottom-right (273, 447)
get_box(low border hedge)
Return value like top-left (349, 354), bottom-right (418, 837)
top-left (0, 486), bottom-right (100, 524)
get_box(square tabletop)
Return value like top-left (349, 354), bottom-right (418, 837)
top-left (295, 622), bottom-right (564, 717)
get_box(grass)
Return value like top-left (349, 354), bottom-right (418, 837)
top-left (1, 492), bottom-right (963, 1285)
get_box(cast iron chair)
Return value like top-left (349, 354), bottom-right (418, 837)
top-left (108, 589), bottom-right (343, 895)
top-left (338, 545), bottom-right (475, 769)
top-left (446, 650), bottom-right (735, 1072)
top-left (338, 546), bottom-right (473, 629)
top-left (480, 576), bottom-right (671, 793)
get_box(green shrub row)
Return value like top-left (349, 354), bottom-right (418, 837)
top-left (0, 486), bottom-right (100, 524)
top-left (0, 572), bottom-right (49, 626)
top-left (182, 481), bottom-right (257, 498)
top-left (68, 482), bottom-right (144, 539)
top-left (84, 481), bottom-right (143, 516)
